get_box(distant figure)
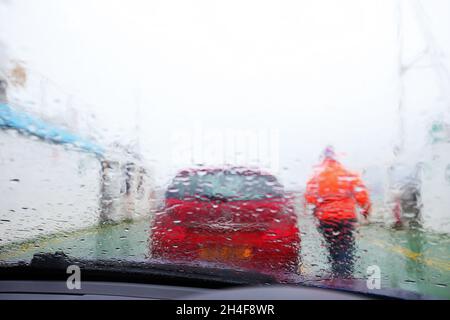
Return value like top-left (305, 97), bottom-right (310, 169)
top-left (305, 146), bottom-right (371, 278)
top-left (0, 79), bottom-right (7, 102)
top-left (390, 164), bottom-right (423, 229)
top-left (100, 160), bottom-right (116, 223)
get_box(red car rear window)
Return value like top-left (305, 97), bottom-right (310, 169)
top-left (166, 170), bottom-right (284, 201)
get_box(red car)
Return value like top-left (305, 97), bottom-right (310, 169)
top-left (150, 167), bottom-right (300, 274)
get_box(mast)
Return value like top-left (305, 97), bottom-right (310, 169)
top-left (395, 0), bottom-right (450, 156)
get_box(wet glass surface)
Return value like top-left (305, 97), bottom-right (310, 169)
top-left (1, 0), bottom-right (450, 300)
top-left (1, 213), bottom-right (449, 298)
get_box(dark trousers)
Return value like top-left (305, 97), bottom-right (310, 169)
top-left (317, 219), bottom-right (356, 278)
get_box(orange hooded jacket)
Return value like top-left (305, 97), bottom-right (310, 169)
top-left (305, 158), bottom-right (371, 221)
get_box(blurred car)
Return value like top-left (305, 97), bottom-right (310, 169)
top-left (149, 167), bottom-right (301, 273)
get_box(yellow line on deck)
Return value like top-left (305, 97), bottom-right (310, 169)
top-left (370, 239), bottom-right (450, 272)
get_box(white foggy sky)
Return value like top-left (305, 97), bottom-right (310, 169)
top-left (1, 0), bottom-right (449, 188)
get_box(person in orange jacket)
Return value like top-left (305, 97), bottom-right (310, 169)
top-left (305, 146), bottom-right (371, 278)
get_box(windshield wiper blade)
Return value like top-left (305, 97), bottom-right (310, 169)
top-left (0, 252), bottom-right (278, 289)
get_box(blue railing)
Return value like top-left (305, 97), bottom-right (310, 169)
top-left (0, 102), bottom-right (104, 156)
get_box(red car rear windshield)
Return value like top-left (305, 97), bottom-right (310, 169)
top-left (166, 170), bottom-right (284, 201)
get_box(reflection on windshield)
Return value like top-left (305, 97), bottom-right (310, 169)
top-left (0, 0), bottom-right (450, 300)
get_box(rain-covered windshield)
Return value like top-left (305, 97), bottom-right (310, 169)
top-left (0, 0), bottom-right (449, 300)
